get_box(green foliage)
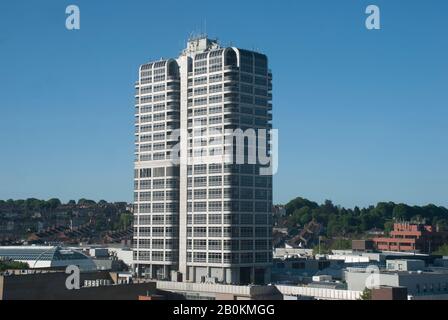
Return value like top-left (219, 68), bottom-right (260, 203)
top-left (115, 212), bottom-right (133, 231)
top-left (312, 241), bottom-right (331, 255)
top-left (384, 220), bottom-right (395, 234)
top-left (0, 198), bottom-right (62, 212)
top-left (78, 199), bottom-right (96, 206)
top-left (331, 238), bottom-right (352, 250)
top-left (47, 198), bottom-right (62, 210)
top-left (312, 238), bottom-right (351, 255)
top-left (0, 261), bottom-right (29, 272)
top-left (281, 196), bottom-right (448, 238)
top-left (359, 288), bottom-right (372, 300)
top-left (434, 244), bottom-right (448, 256)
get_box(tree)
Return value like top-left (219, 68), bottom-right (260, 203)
top-left (434, 244), bottom-right (448, 256)
top-left (312, 241), bottom-right (330, 255)
top-left (98, 200), bottom-right (108, 207)
top-left (393, 204), bottom-right (413, 221)
top-left (359, 288), bottom-right (372, 300)
top-left (115, 212), bottom-right (133, 230)
top-left (47, 198), bottom-right (62, 210)
top-left (330, 238), bottom-right (352, 250)
top-left (384, 220), bottom-right (395, 234)
top-left (78, 199), bottom-right (96, 206)
top-left (285, 197), bottom-right (319, 216)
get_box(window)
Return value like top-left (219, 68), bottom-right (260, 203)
top-left (210, 84), bottom-right (222, 93)
top-left (255, 202), bottom-right (267, 212)
top-left (241, 227), bottom-right (253, 238)
top-left (194, 202), bottom-right (207, 212)
top-left (139, 215), bottom-right (151, 225)
top-left (140, 192), bottom-right (151, 201)
top-left (139, 204), bottom-right (151, 213)
top-left (194, 164), bottom-right (207, 174)
top-left (241, 189), bottom-right (254, 200)
top-left (194, 240), bottom-right (207, 250)
top-left (209, 105), bottom-right (222, 114)
top-left (241, 253), bottom-right (253, 263)
top-left (209, 227), bottom-right (222, 237)
top-left (240, 214), bottom-right (253, 225)
top-left (152, 203), bottom-right (164, 213)
top-left (240, 201), bottom-right (253, 212)
top-left (194, 227), bottom-right (207, 237)
top-left (256, 240), bottom-right (268, 251)
top-left (153, 179), bottom-right (165, 189)
top-left (194, 76), bottom-right (207, 85)
top-left (209, 201), bottom-right (222, 212)
top-left (255, 227), bottom-right (267, 237)
top-left (208, 240), bottom-right (221, 250)
top-left (209, 214), bottom-right (222, 224)
top-left (209, 95), bottom-right (222, 104)
top-left (194, 87), bottom-right (208, 96)
top-left (194, 107), bottom-right (207, 116)
top-left (194, 252), bottom-right (207, 263)
top-left (138, 239), bottom-right (151, 249)
top-left (209, 176), bottom-right (222, 187)
top-left (255, 214), bottom-right (268, 225)
top-left (241, 74), bottom-right (253, 83)
top-left (241, 176), bottom-right (253, 187)
top-left (152, 227), bottom-right (164, 237)
top-left (194, 177), bottom-right (207, 187)
top-left (208, 253), bottom-right (222, 263)
top-left (152, 252), bottom-right (164, 262)
top-left (153, 167), bottom-right (165, 177)
top-left (194, 189), bottom-right (207, 200)
top-left (209, 189), bottom-right (222, 199)
top-left (194, 214), bottom-right (207, 224)
top-left (241, 95), bottom-right (253, 104)
top-left (241, 240), bottom-right (253, 250)
top-left (209, 74), bottom-right (222, 83)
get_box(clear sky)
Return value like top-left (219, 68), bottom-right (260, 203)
top-left (0, 0), bottom-right (447, 208)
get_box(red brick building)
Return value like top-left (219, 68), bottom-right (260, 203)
top-left (373, 222), bottom-right (448, 253)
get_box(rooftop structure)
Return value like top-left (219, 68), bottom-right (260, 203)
top-left (0, 246), bottom-right (97, 271)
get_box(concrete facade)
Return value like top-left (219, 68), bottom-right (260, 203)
top-left (133, 36), bottom-right (273, 285)
top-left (345, 268), bottom-right (448, 297)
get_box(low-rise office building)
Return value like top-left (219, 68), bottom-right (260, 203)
top-left (0, 246), bottom-right (97, 271)
top-left (345, 266), bottom-right (448, 299)
top-left (373, 222), bottom-right (448, 253)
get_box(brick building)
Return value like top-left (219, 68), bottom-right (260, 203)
top-left (373, 222), bottom-right (448, 253)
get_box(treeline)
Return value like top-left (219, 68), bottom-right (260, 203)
top-left (0, 198), bottom-right (127, 211)
top-left (282, 197), bottom-right (448, 238)
top-left (0, 198), bottom-right (133, 234)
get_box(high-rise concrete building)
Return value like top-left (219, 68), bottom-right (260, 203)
top-left (133, 36), bottom-right (273, 285)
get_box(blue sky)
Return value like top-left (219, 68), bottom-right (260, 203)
top-left (0, 0), bottom-right (447, 207)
